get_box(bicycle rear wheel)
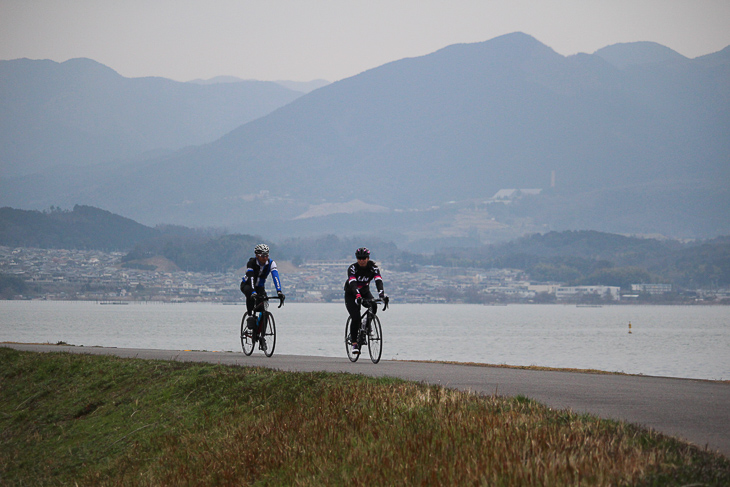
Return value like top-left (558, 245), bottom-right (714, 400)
top-left (344, 317), bottom-right (359, 362)
top-left (240, 313), bottom-right (255, 356)
top-left (367, 314), bottom-right (383, 364)
top-left (260, 312), bottom-right (276, 357)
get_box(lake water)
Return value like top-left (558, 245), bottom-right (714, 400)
top-left (1, 301), bottom-right (728, 381)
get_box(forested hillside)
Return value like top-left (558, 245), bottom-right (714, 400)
top-left (2, 206), bottom-right (727, 289)
top-left (123, 230), bottom-right (730, 289)
top-left (0, 205), bottom-right (158, 250)
top-left (427, 232), bottom-right (730, 289)
top-left (121, 233), bottom-right (262, 273)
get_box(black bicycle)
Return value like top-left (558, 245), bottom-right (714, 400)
top-left (240, 295), bottom-right (283, 357)
top-left (345, 297), bottom-right (388, 363)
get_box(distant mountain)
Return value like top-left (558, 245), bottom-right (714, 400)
top-left (694, 45), bottom-right (730, 68)
top-left (593, 41), bottom-right (688, 68)
top-left (1, 33), bottom-right (729, 246)
top-left (187, 75), bottom-right (249, 84)
top-left (272, 79), bottom-right (331, 93)
top-left (0, 58), bottom-right (304, 176)
top-left (188, 76), bottom-right (330, 93)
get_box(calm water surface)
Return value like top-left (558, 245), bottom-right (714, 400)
top-left (1, 301), bottom-right (728, 381)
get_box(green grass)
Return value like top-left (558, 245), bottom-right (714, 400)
top-left (1, 348), bottom-right (729, 486)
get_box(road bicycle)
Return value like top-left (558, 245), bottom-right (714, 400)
top-left (345, 297), bottom-right (388, 363)
top-left (240, 295), bottom-right (283, 357)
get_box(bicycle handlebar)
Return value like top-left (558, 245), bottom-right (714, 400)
top-left (254, 294), bottom-right (285, 308)
top-left (363, 297), bottom-right (389, 311)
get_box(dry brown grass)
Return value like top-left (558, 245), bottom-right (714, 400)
top-left (2, 348), bottom-right (728, 486)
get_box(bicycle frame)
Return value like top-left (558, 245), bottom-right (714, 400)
top-left (346, 297), bottom-right (388, 363)
top-left (359, 298), bottom-right (388, 328)
top-left (251, 295), bottom-right (283, 334)
top-left (241, 295), bottom-right (284, 357)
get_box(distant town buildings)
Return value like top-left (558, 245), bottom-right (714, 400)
top-left (556, 286), bottom-right (621, 302)
top-left (1, 246), bottom-right (725, 304)
top-left (631, 283), bottom-right (673, 294)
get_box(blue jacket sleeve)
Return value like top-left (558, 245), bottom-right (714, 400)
top-left (271, 268), bottom-right (282, 292)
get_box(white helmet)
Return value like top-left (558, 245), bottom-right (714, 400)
top-left (254, 243), bottom-right (270, 255)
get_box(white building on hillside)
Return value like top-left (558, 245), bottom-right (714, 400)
top-left (631, 283), bottom-right (673, 294)
top-left (491, 189), bottom-right (542, 202)
top-left (556, 285), bottom-right (621, 301)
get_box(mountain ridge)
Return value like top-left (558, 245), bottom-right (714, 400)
top-left (0, 57), bottom-right (305, 176)
top-left (1, 33), bottom-right (728, 246)
top-left (187, 75), bottom-right (330, 93)
top-left (593, 41), bottom-right (688, 68)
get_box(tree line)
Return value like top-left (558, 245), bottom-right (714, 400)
top-left (2, 206), bottom-right (728, 290)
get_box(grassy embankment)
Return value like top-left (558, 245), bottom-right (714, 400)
top-left (2, 347), bottom-right (729, 486)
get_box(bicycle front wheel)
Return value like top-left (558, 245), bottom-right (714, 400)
top-left (345, 317), bottom-right (359, 362)
top-left (240, 313), bottom-right (255, 356)
top-left (367, 314), bottom-right (383, 364)
top-left (260, 312), bottom-right (276, 357)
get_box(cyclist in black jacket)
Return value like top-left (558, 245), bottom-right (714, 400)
top-left (344, 247), bottom-right (388, 355)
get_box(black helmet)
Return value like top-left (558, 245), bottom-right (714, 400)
top-left (254, 243), bottom-right (270, 255)
top-left (355, 247), bottom-right (370, 259)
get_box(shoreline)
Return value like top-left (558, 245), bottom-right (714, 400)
top-left (4, 341), bottom-right (729, 384)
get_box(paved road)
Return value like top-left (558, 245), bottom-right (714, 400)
top-left (5, 343), bottom-right (729, 457)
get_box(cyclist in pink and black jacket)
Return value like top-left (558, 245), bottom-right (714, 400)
top-left (344, 247), bottom-right (388, 355)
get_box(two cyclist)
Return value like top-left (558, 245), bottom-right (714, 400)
top-left (239, 244), bottom-right (390, 358)
top-left (240, 243), bottom-right (285, 349)
top-left (344, 247), bottom-right (389, 355)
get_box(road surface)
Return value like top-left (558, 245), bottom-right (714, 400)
top-left (4, 343), bottom-right (729, 457)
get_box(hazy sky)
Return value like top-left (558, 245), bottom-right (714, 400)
top-left (2, 0), bottom-right (729, 82)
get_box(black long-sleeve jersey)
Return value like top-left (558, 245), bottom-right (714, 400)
top-left (344, 261), bottom-right (384, 295)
